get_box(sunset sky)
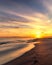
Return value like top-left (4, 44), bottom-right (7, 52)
top-left (0, 0), bottom-right (52, 38)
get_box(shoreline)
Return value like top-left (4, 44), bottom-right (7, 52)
top-left (2, 38), bottom-right (52, 65)
top-left (0, 44), bottom-right (35, 65)
top-left (4, 46), bottom-right (37, 65)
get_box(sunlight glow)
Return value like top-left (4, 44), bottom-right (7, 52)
top-left (35, 31), bottom-right (42, 38)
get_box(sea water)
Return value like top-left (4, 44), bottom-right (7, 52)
top-left (0, 38), bottom-right (35, 65)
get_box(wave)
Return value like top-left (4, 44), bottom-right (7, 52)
top-left (0, 43), bottom-right (35, 65)
top-left (0, 38), bottom-right (39, 64)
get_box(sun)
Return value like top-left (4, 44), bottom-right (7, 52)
top-left (35, 31), bottom-right (42, 38)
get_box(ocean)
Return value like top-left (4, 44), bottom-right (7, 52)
top-left (0, 37), bottom-right (35, 65)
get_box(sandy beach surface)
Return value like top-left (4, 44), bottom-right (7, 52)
top-left (3, 38), bottom-right (52, 65)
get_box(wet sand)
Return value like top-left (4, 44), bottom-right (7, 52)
top-left (4, 38), bottom-right (52, 65)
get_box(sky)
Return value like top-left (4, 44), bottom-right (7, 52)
top-left (0, 0), bottom-right (52, 38)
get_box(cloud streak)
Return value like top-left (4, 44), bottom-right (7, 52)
top-left (0, 0), bottom-right (52, 37)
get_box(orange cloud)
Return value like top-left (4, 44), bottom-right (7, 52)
top-left (0, 9), bottom-right (52, 38)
